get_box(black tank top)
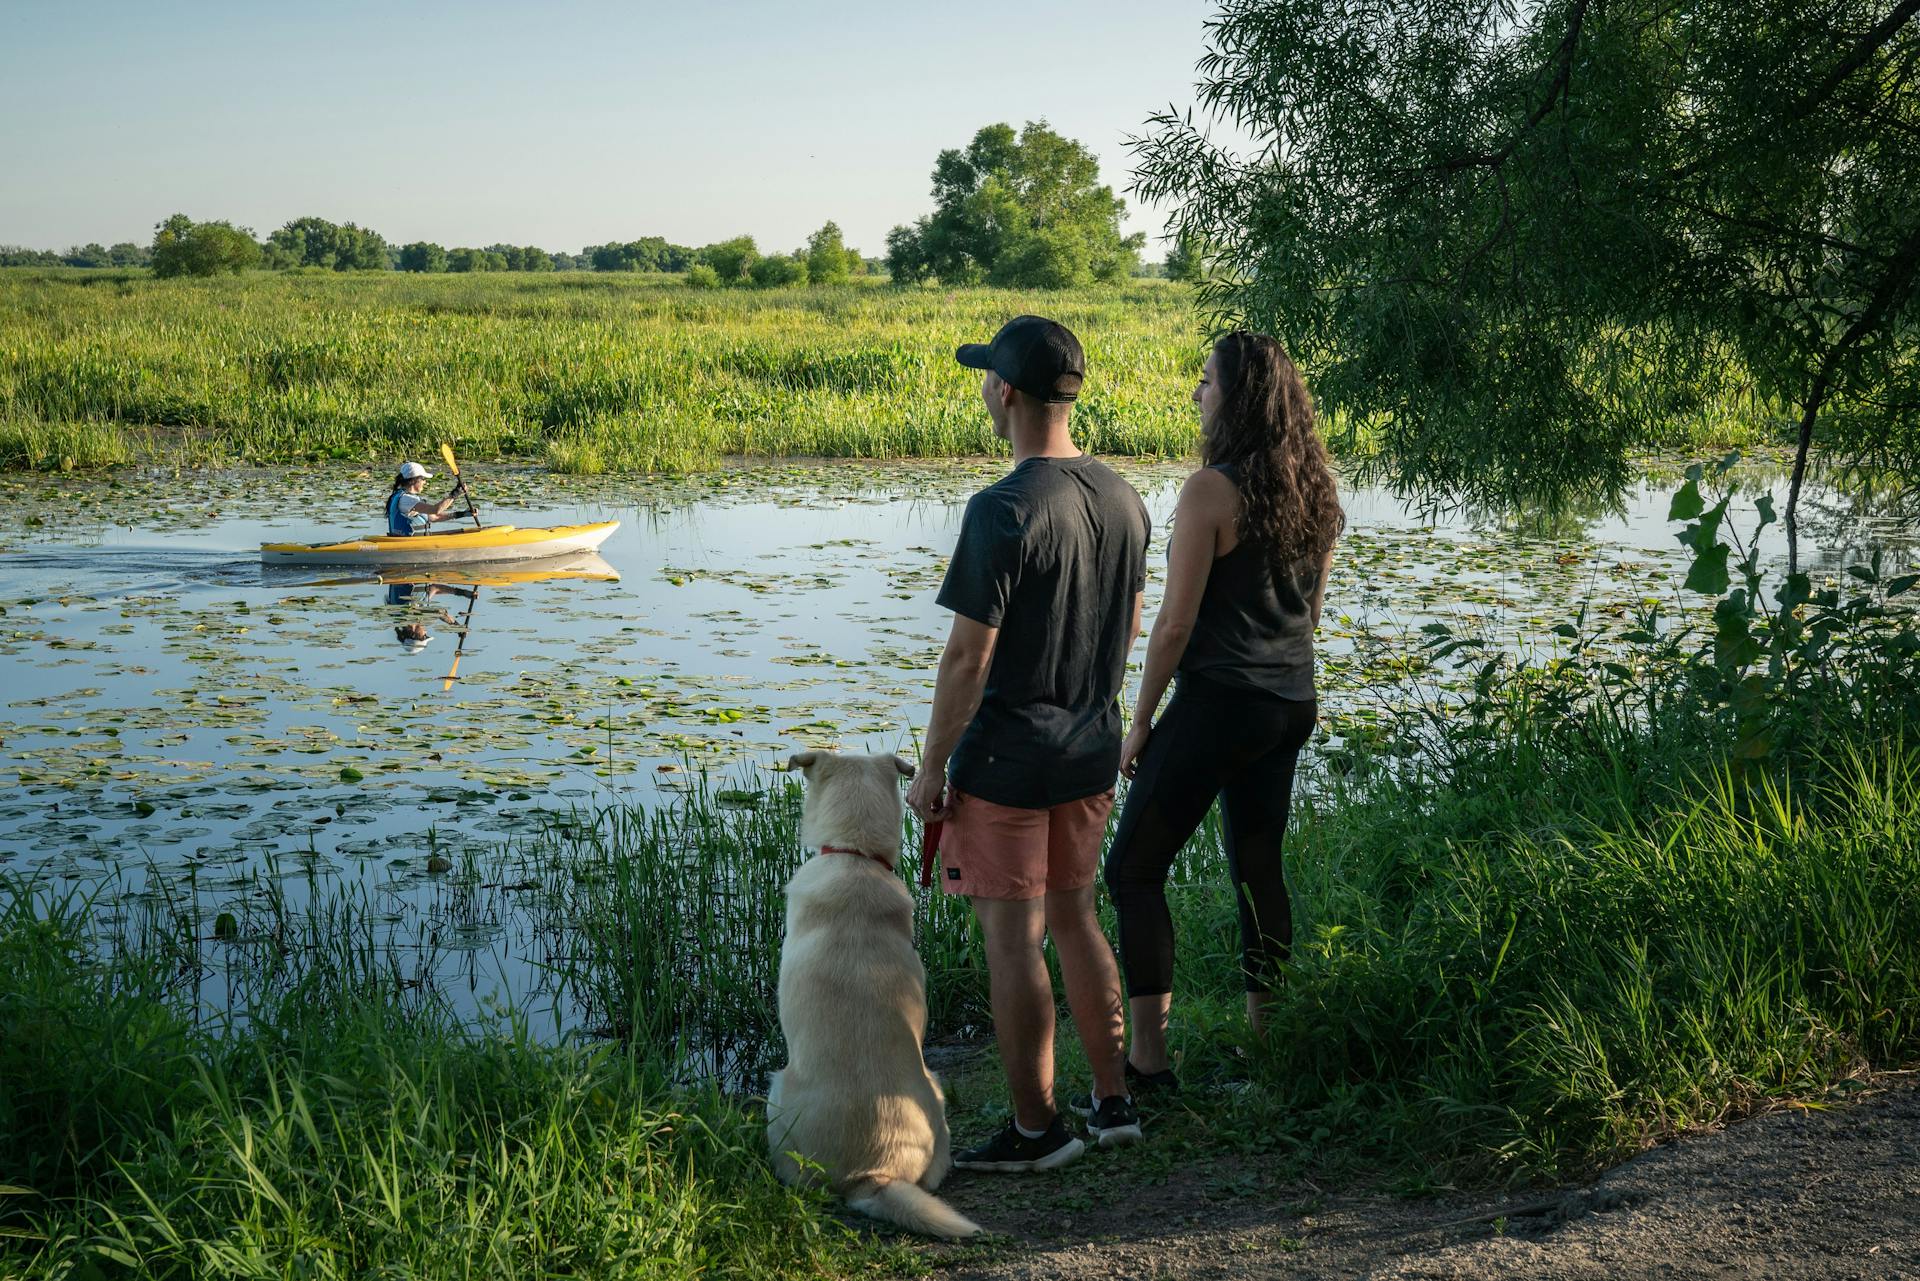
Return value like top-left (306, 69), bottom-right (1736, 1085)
top-left (1176, 464), bottom-right (1319, 701)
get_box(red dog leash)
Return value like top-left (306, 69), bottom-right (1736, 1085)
top-left (920, 819), bottom-right (942, 887)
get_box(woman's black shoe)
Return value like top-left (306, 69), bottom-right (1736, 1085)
top-left (1126, 1059), bottom-right (1180, 1093)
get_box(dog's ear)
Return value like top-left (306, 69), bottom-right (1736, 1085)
top-left (891, 754), bottom-right (916, 779)
top-left (786, 751), bottom-right (819, 773)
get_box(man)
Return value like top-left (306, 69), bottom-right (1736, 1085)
top-left (907, 315), bottom-right (1150, 1171)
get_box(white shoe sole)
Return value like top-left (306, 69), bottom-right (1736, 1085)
top-left (954, 1136), bottom-right (1085, 1173)
top-left (1092, 1122), bottom-right (1143, 1148)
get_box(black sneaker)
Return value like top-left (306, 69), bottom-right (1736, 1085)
top-left (1126, 1059), bottom-right (1180, 1094)
top-left (953, 1115), bottom-right (1084, 1173)
top-left (1085, 1094), bottom-right (1142, 1148)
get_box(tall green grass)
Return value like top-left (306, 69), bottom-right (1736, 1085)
top-left (0, 272), bottom-right (1206, 470)
top-left (537, 776), bottom-right (988, 1088)
top-left (0, 270), bottom-right (1778, 471)
top-left (0, 883), bottom-right (900, 1279)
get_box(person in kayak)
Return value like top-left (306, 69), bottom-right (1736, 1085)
top-left (387, 461), bottom-right (469, 535)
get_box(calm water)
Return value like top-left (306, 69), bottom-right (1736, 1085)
top-left (0, 455), bottom-right (1907, 1036)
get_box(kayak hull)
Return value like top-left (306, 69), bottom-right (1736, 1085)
top-left (261, 520), bottom-right (620, 567)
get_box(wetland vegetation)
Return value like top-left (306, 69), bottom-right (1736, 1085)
top-left (0, 270), bottom-right (1784, 477)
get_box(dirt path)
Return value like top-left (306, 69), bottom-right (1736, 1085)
top-left (908, 1074), bottom-right (1920, 1280)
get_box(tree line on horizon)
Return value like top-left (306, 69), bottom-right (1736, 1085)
top-left (4, 121), bottom-right (1189, 288)
top-left (0, 214), bottom-right (882, 287)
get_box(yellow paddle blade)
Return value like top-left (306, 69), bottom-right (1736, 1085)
top-left (442, 655), bottom-right (461, 692)
top-left (439, 441), bottom-right (459, 477)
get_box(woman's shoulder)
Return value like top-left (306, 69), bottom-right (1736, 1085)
top-left (1179, 464), bottom-right (1240, 511)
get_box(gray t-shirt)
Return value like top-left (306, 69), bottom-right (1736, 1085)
top-left (936, 455), bottom-right (1151, 808)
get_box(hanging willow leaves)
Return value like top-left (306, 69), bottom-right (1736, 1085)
top-left (1132, 0), bottom-right (1920, 566)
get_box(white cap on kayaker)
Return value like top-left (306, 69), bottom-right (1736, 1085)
top-left (398, 461), bottom-right (433, 480)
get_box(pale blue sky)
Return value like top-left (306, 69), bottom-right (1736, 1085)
top-left (1, 0), bottom-right (1217, 257)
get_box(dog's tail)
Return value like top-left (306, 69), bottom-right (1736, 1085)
top-left (845, 1176), bottom-right (981, 1239)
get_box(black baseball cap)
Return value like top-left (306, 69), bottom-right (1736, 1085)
top-left (955, 315), bottom-right (1086, 403)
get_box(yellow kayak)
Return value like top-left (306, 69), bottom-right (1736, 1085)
top-left (261, 520), bottom-right (620, 566)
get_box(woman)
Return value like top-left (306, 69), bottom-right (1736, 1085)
top-left (1104, 331), bottom-right (1343, 1089)
top-left (386, 460), bottom-right (464, 535)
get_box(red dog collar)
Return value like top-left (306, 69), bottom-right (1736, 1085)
top-left (820, 844), bottom-right (896, 873)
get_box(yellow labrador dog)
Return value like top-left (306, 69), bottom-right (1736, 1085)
top-left (766, 750), bottom-right (981, 1240)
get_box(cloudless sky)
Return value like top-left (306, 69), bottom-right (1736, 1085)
top-left (1, 0), bottom-right (1220, 257)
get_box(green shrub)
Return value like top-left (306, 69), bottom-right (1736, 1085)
top-left (749, 254), bottom-right (808, 288)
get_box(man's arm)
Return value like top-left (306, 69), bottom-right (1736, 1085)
top-left (906, 613), bottom-right (998, 821)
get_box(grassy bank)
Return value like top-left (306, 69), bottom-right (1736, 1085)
top-left (0, 270), bottom-right (1780, 473)
top-left (0, 883), bottom-right (910, 1280)
top-left (4, 477), bottom-right (1915, 1273)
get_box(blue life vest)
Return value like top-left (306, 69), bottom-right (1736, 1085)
top-left (386, 490), bottom-right (415, 536)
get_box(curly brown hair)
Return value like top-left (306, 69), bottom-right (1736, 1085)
top-left (1203, 331), bottom-right (1344, 571)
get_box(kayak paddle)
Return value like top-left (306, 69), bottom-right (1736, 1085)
top-left (439, 442), bottom-right (485, 530)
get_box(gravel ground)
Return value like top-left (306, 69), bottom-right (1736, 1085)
top-left (904, 1073), bottom-right (1920, 1280)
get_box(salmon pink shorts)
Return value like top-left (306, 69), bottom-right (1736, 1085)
top-left (937, 787), bottom-right (1115, 901)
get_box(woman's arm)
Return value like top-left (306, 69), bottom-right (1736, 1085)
top-left (1309, 543), bottom-right (1336, 630)
top-left (1131, 468), bottom-right (1233, 728)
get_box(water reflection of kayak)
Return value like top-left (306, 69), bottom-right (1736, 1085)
top-left (260, 520), bottom-right (619, 566)
top-left (294, 552), bottom-right (622, 589)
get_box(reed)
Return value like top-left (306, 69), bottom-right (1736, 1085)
top-left (0, 270), bottom-right (1776, 471)
top-left (0, 272), bottom-right (1207, 469)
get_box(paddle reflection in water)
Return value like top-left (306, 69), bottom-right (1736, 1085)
top-left (300, 552), bottom-right (622, 688)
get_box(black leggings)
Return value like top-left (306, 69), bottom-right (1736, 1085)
top-left (1104, 676), bottom-right (1315, 996)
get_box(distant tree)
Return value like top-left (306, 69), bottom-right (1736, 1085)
top-left (750, 253), bottom-right (809, 288)
top-left (265, 217), bottom-right (389, 271)
top-left (884, 225), bottom-right (930, 284)
top-left (0, 246), bottom-right (64, 267)
top-left (701, 236), bottom-right (759, 284)
top-left (1131, 0), bottom-right (1920, 563)
top-left (660, 242), bottom-right (696, 273)
top-left (588, 243), bottom-right (629, 272)
top-left (885, 121), bottom-right (1143, 288)
top-left (398, 241), bottom-right (448, 273)
top-left (805, 221), bottom-right (852, 285)
top-left (483, 244), bottom-right (554, 272)
top-left (63, 243), bottom-right (112, 268)
top-left (844, 246), bottom-right (868, 277)
top-left (628, 237), bottom-right (669, 271)
top-left (108, 242), bottom-right (148, 267)
top-left (1162, 232), bottom-right (1206, 284)
top-left (150, 214), bottom-right (260, 277)
top-left (990, 225), bottom-right (1092, 289)
top-left (686, 263), bottom-right (721, 289)
top-left (445, 247), bottom-right (493, 273)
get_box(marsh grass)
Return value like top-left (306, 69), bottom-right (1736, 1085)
top-left (0, 272), bottom-right (1206, 470)
top-left (0, 271), bottom-right (1778, 472)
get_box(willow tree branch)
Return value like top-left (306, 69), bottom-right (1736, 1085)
top-left (1424, 0), bottom-right (1591, 176)
top-left (1787, 221), bottom-right (1920, 572)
